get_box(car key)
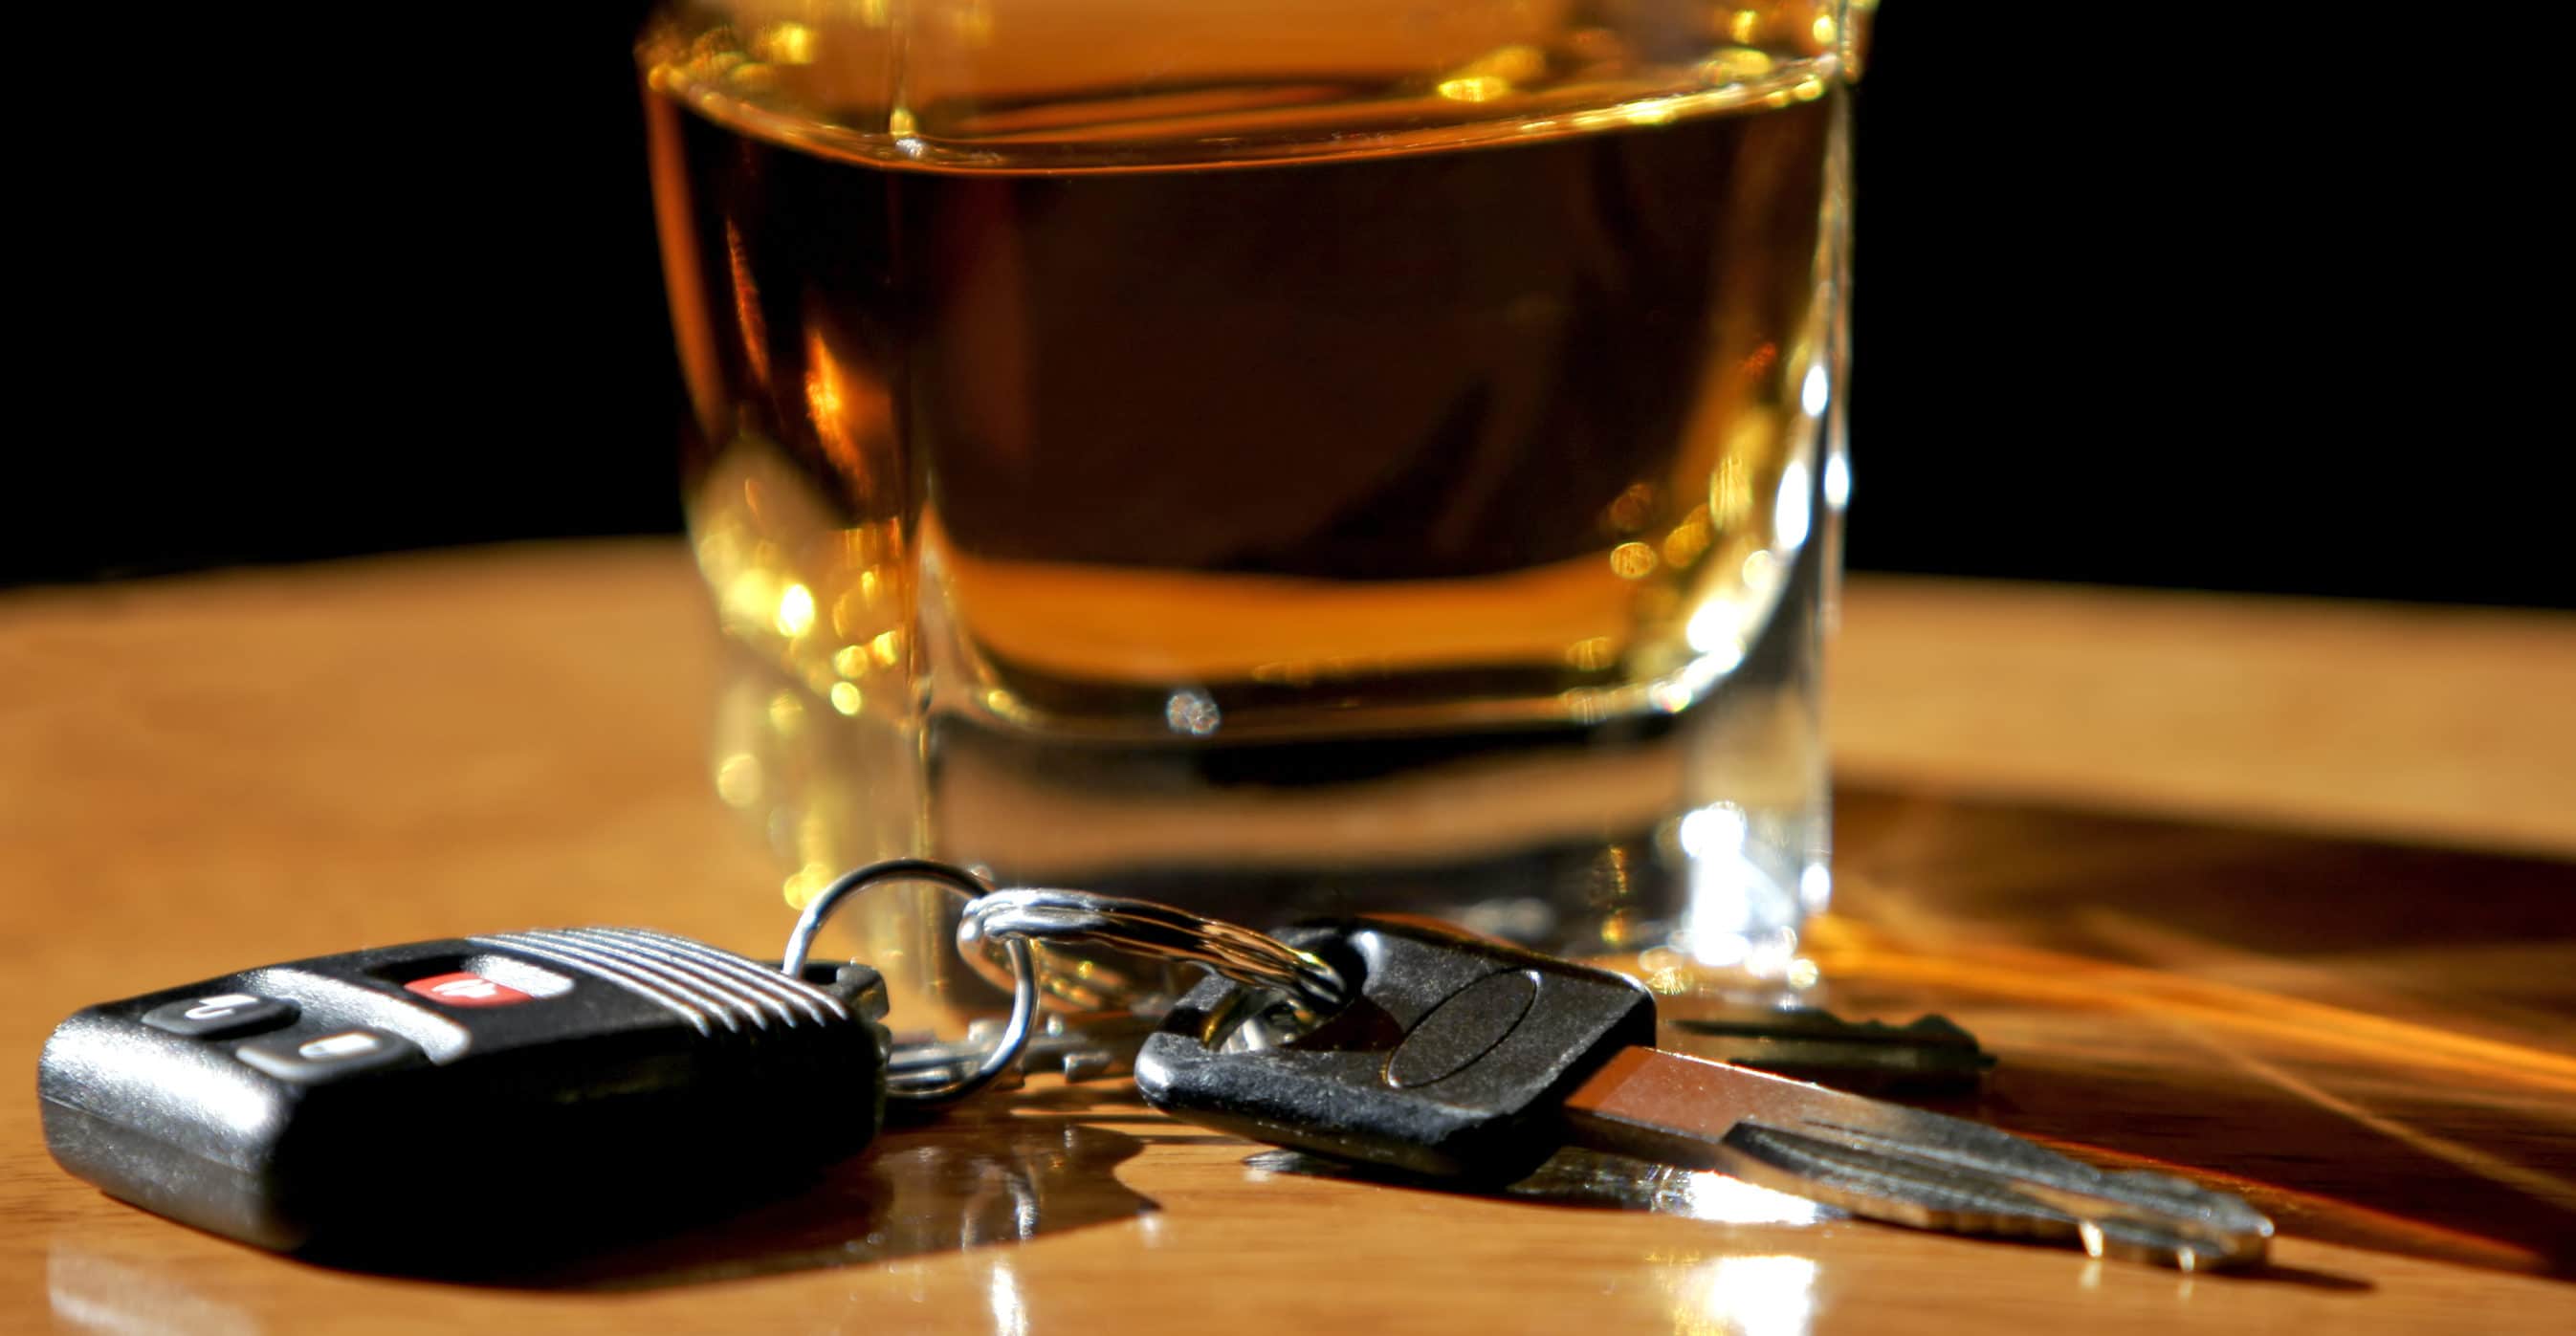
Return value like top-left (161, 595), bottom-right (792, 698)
top-left (1135, 917), bottom-right (2274, 1270)
top-left (38, 928), bottom-right (895, 1261)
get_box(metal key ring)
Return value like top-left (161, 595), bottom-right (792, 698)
top-left (958, 887), bottom-right (1348, 1017)
top-left (781, 859), bottom-right (1038, 1106)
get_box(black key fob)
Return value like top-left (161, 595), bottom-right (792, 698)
top-left (38, 928), bottom-right (891, 1262)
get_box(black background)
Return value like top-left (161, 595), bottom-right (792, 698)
top-left (12, 5), bottom-right (2562, 607)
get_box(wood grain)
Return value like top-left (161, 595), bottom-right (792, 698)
top-left (4, 542), bottom-right (2571, 1333)
top-left (1833, 577), bottom-right (2576, 857)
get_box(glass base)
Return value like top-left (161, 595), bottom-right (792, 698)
top-left (707, 533), bottom-right (1832, 1023)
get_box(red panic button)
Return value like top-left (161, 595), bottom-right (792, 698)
top-left (405, 972), bottom-right (536, 1008)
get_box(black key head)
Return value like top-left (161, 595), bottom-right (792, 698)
top-left (1134, 917), bottom-right (1654, 1183)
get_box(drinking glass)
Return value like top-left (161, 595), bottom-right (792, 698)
top-left (643, 0), bottom-right (1860, 997)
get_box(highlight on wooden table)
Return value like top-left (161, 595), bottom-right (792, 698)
top-left (2, 542), bottom-right (2570, 1334)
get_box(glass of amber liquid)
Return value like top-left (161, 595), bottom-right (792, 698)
top-left (645, 1), bottom-right (1859, 990)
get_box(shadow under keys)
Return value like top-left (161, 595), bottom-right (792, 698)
top-left (400, 1086), bottom-right (1158, 1290)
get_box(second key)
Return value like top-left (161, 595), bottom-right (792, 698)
top-left (1134, 917), bottom-right (2273, 1270)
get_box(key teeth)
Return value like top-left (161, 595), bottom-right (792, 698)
top-left (2087, 1212), bottom-right (2273, 1271)
top-left (1717, 1121), bottom-right (2275, 1271)
top-left (2092, 1169), bottom-right (2277, 1232)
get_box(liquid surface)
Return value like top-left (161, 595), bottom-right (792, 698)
top-left (650, 12), bottom-right (1842, 739)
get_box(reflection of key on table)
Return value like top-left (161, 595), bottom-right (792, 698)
top-left (2, 545), bottom-right (2571, 1333)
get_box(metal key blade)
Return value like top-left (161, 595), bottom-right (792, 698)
top-left (1562, 1048), bottom-right (2273, 1270)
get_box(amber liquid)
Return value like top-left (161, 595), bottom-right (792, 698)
top-left (649, 5), bottom-right (1848, 964)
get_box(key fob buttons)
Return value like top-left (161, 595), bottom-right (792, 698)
top-left (237, 1028), bottom-right (419, 1084)
top-left (404, 972), bottom-right (537, 1007)
top-left (141, 994), bottom-right (298, 1040)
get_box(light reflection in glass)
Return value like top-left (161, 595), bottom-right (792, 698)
top-left (940, 0), bottom-right (995, 45)
top-left (1438, 75), bottom-right (1509, 102)
top-left (1655, 638), bottom-right (1742, 713)
top-left (1662, 509), bottom-right (1714, 568)
top-left (1164, 689), bottom-right (1222, 736)
top-left (1607, 480), bottom-right (1658, 532)
top-left (1820, 449), bottom-right (1851, 511)
top-left (1566, 636), bottom-right (1618, 670)
top-left (1625, 97), bottom-right (1684, 125)
top-left (1700, 47), bottom-right (1776, 86)
top-left (1684, 843), bottom-right (1802, 969)
top-left (1739, 548), bottom-right (1781, 596)
top-left (751, 21), bottom-right (817, 65)
top-left (1798, 865), bottom-right (1832, 911)
top-left (782, 859), bottom-right (833, 909)
top-left (774, 582), bottom-right (817, 638)
top-left (715, 754), bottom-right (763, 806)
top-left (1772, 460), bottom-right (1812, 551)
top-left (1684, 599), bottom-right (1748, 661)
top-left (1709, 455), bottom-right (1752, 531)
top-left (1799, 362), bottom-right (1829, 418)
top-left (723, 569), bottom-right (783, 636)
top-left (1680, 803), bottom-right (1750, 859)
top-left (724, 221), bottom-right (771, 389)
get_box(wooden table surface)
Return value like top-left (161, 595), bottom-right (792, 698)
top-left (4, 542), bottom-right (2570, 1333)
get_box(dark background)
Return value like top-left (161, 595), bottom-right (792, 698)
top-left (12, 5), bottom-right (2562, 607)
